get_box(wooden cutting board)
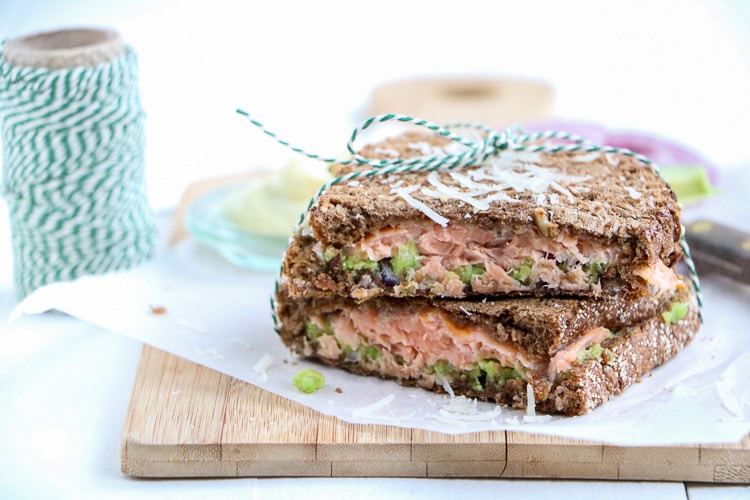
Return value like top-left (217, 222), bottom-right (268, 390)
top-left (120, 345), bottom-right (750, 482)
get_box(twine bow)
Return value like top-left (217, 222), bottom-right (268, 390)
top-left (236, 110), bottom-right (702, 323)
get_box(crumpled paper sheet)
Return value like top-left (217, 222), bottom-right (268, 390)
top-left (9, 166), bottom-right (750, 446)
top-left (8, 232), bottom-right (750, 446)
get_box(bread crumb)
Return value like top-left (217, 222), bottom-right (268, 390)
top-left (149, 305), bottom-right (167, 315)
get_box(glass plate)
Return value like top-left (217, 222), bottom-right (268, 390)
top-left (185, 184), bottom-right (288, 272)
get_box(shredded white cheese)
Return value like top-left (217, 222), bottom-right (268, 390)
top-left (409, 141), bottom-right (443, 156)
top-left (605, 153), bottom-right (620, 167)
top-left (523, 415), bottom-right (553, 424)
top-left (442, 395), bottom-right (477, 413)
top-left (492, 150), bottom-right (543, 166)
top-left (505, 413), bottom-right (553, 425)
top-left (717, 382), bottom-right (746, 418)
top-left (387, 177), bottom-right (405, 188)
top-left (194, 347), bottom-right (224, 360)
top-left (438, 406), bottom-right (501, 422)
top-left (431, 414), bottom-right (468, 427)
top-left (363, 410), bottom-right (416, 424)
top-left (391, 144), bottom-right (594, 227)
top-left (230, 337), bottom-right (253, 349)
top-left (372, 147), bottom-right (400, 158)
top-left (526, 383), bottom-right (536, 417)
top-left (434, 372), bottom-right (455, 397)
top-left (625, 186), bottom-right (642, 200)
top-left (430, 395), bottom-right (502, 426)
top-left (351, 394), bottom-right (395, 418)
top-left (392, 185), bottom-right (449, 227)
top-left (420, 159), bottom-right (590, 211)
top-left (424, 171), bottom-right (491, 211)
top-left (549, 181), bottom-right (578, 202)
top-left (570, 151), bottom-right (601, 163)
top-left (253, 353), bottom-right (274, 382)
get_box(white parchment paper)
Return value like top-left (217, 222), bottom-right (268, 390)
top-left (9, 171), bottom-right (750, 447)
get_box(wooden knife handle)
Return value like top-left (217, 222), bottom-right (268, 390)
top-left (684, 220), bottom-right (750, 284)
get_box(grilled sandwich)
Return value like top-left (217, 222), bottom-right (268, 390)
top-left (287, 132), bottom-right (684, 302)
top-left (274, 129), bottom-right (699, 415)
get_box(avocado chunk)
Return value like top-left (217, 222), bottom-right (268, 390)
top-left (576, 343), bottom-right (604, 363)
top-left (342, 252), bottom-right (378, 272)
top-left (293, 368), bottom-right (326, 393)
top-left (583, 259), bottom-right (607, 282)
top-left (305, 319), bottom-right (333, 341)
top-left (478, 359), bottom-right (523, 387)
top-left (358, 344), bottom-right (381, 362)
top-left (509, 258), bottom-right (534, 285)
top-left (453, 264), bottom-right (486, 285)
top-left (392, 240), bottom-right (422, 278)
top-left (662, 301), bottom-right (688, 324)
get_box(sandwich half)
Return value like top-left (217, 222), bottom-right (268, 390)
top-left (276, 275), bottom-right (699, 416)
top-left (287, 131), bottom-right (684, 301)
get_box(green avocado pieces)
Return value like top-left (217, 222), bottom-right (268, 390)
top-left (508, 258), bottom-right (534, 285)
top-left (662, 302), bottom-right (688, 324)
top-left (323, 247), bottom-right (378, 272)
top-left (576, 329), bottom-right (613, 363)
top-left (391, 240), bottom-right (422, 278)
top-left (427, 359), bottom-right (523, 392)
top-left (583, 259), bottom-right (608, 282)
top-left (453, 264), bottom-right (486, 285)
top-left (305, 319), bottom-right (334, 342)
top-left (478, 359), bottom-right (523, 387)
top-left (293, 368), bottom-right (325, 394)
top-left (358, 344), bottom-right (381, 362)
top-left (576, 343), bottom-right (604, 363)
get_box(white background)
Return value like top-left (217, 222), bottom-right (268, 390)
top-left (1, 1), bottom-right (749, 498)
top-left (2, 0), bottom-right (749, 210)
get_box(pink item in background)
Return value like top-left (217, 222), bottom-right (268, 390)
top-left (523, 120), bottom-right (719, 183)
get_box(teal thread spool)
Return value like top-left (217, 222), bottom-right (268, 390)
top-left (0, 28), bottom-right (157, 299)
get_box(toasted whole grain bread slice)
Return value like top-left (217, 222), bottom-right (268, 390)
top-left (275, 278), bottom-right (699, 416)
top-left (293, 131), bottom-right (683, 300)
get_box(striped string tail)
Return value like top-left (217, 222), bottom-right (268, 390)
top-left (0, 43), bottom-right (157, 299)
top-left (236, 111), bottom-right (703, 326)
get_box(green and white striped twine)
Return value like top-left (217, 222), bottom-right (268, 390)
top-left (0, 42), bottom-right (157, 299)
top-left (236, 110), bottom-right (703, 326)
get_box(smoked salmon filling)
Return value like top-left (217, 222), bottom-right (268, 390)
top-left (303, 305), bottom-right (613, 390)
top-left (312, 222), bottom-right (684, 299)
top-left (313, 222), bottom-right (621, 299)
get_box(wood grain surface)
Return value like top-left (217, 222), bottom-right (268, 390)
top-left (120, 345), bottom-right (750, 481)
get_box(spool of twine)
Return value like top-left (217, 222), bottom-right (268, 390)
top-left (0, 28), bottom-right (157, 299)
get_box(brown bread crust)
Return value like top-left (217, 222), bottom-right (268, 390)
top-left (535, 300), bottom-right (699, 415)
top-left (275, 281), bottom-right (699, 416)
top-left (277, 278), bottom-right (689, 356)
top-left (271, 130), bottom-right (696, 417)
top-left (284, 232), bottom-right (648, 303)
top-left (291, 131), bottom-right (682, 300)
top-left (312, 132), bottom-right (681, 261)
